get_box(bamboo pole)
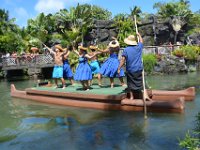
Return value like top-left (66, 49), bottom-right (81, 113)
top-left (134, 15), bottom-right (148, 119)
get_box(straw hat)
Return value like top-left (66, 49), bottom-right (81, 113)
top-left (55, 45), bottom-right (64, 52)
top-left (78, 46), bottom-right (88, 51)
top-left (31, 47), bottom-right (39, 52)
top-left (108, 40), bottom-right (120, 48)
top-left (89, 45), bottom-right (98, 50)
top-left (124, 35), bottom-right (137, 45)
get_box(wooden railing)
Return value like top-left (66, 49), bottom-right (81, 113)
top-left (0, 45), bottom-right (181, 71)
top-left (1, 54), bottom-right (54, 70)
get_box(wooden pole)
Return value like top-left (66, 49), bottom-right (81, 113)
top-left (134, 15), bottom-right (148, 119)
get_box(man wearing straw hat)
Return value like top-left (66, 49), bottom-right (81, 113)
top-left (118, 33), bottom-right (143, 99)
top-left (44, 44), bottom-right (66, 89)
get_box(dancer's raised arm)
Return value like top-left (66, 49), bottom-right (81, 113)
top-left (97, 47), bottom-right (109, 53)
top-left (85, 52), bottom-right (101, 59)
top-left (43, 44), bottom-right (55, 55)
top-left (63, 49), bottom-right (70, 59)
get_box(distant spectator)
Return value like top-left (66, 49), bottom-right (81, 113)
top-left (6, 52), bottom-right (10, 57)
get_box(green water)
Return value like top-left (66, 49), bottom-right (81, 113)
top-left (0, 73), bottom-right (200, 150)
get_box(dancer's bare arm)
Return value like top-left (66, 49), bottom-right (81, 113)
top-left (43, 44), bottom-right (55, 55)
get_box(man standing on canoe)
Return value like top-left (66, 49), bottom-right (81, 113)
top-left (117, 32), bottom-right (144, 99)
top-left (44, 44), bottom-right (66, 89)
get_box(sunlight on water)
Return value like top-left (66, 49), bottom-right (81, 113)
top-left (0, 72), bottom-right (200, 150)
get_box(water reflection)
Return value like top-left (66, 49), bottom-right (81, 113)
top-left (0, 72), bottom-right (200, 150)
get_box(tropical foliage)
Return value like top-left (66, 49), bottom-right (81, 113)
top-left (0, 9), bottom-right (23, 53)
top-left (114, 17), bottom-right (135, 47)
top-left (153, 0), bottom-right (192, 19)
top-left (0, 1), bottom-right (200, 69)
top-left (172, 45), bottom-right (200, 60)
top-left (179, 112), bottom-right (200, 150)
top-left (143, 54), bottom-right (157, 74)
top-left (153, 0), bottom-right (194, 44)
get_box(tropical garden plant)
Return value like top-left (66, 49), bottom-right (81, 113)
top-left (0, 1), bottom-right (200, 71)
top-left (172, 45), bottom-right (200, 60)
top-left (179, 112), bottom-right (200, 150)
top-left (153, 0), bottom-right (193, 44)
top-left (143, 54), bottom-right (157, 74)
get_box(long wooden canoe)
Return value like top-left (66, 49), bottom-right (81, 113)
top-left (10, 84), bottom-right (187, 113)
top-left (148, 87), bottom-right (195, 101)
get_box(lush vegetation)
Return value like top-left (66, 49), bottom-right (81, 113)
top-left (143, 54), bottom-right (157, 74)
top-left (179, 112), bottom-right (200, 150)
top-left (0, 1), bottom-right (199, 53)
top-left (0, 0), bottom-right (200, 71)
top-left (0, 4), bottom-right (112, 54)
top-left (172, 45), bottom-right (200, 60)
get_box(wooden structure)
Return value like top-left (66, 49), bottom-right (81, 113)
top-left (10, 84), bottom-right (196, 113)
top-left (1, 54), bottom-right (54, 71)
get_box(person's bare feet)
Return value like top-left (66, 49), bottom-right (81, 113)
top-left (110, 84), bottom-right (114, 88)
top-left (129, 92), bottom-right (134, 100)
top-left (121, 83), bottom-right (127, 87)
top-left (98, 84), bottom-right (102, 87)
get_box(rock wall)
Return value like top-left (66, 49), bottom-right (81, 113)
top-left (85, 20), bottom-right (117, 46)
top-left (154, 55), bottom-right (187, 74)
top-left (84, 17), bottom-right (200, 46)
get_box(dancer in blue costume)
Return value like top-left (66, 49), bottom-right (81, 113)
top-left (98, 39), bottom-right (126, 88)
top-left (63, 47), bottom-right (74, 85)
top-left (88, 45), bottom-right (101, 86)
top-left (43, 44), bottom-right (66, 89)
top-left (73, 46), bottom-right (101, 90)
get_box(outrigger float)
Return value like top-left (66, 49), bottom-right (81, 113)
top-left (10, 84), bottom-right (195, 113)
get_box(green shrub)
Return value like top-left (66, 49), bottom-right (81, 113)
top-left (143, 54), bottom-right (157, 74)
top-left (173, 45), bottom-right (200, 60)
top-left (179, 112), bottom-right (200, 150)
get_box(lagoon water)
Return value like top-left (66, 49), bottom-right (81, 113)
top-left (0, 72), bottom-right (200, 150)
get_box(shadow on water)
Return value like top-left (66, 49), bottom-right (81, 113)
top-left (1, 72), bottom-right (200, 149)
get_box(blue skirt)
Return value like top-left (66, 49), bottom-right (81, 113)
top-left (52, 65), bottom-right (63, 78)
top-left (74, 62), bottom-right (92, 81)
top-left (63, 60), bottom-right (73, 78)
top-left (90, 60), bottom-right (100, 75)
top-left (100, 54), bottom-right (125, 78)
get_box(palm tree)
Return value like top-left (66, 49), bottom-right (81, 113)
top-left (0, 9), bottom-right (17, 34)
top-left (171, 16), bottom-right (185, 44)
top-left (114, 14), bottom-right (134, 47)
top-left (55, 4), bottom-right (93, 45)
top-left (0, 9), bottom-right (24, 53)
top-left (130, 6), bottom-right (142, 19)
top-left (27, 13), bottom-right (52, 47)
top-left (91, 5), bottom-right (112, 20)
top-left (153, 0), bottom-right (192, 44)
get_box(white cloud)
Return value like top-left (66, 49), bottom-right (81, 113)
top-left (35, 0), bottom-right (65, 14)
top-left (73, 0), bottom-right (91, 2)
top-left (14, 7), bottom-right (30, 27)
top-left (15, 7), bottom-right (29, 18)
top-left (34, 0), bottom-right (92, 14)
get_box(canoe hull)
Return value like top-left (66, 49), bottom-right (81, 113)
top-left (10, 84), bottom-right (185, 113)
top-left (149, 87), bottom-right (195, 101)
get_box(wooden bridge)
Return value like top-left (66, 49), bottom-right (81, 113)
top-left (0, 54), bottom-right (54, 71)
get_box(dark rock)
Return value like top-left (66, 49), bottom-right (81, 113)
top-left (93, 20), bottom-right (115, 29)
top-left (155, 55), bottom-right (187, 74)
top-left (84, 16), bottom-right (199, 47)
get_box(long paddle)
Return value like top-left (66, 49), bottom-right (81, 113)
top-left (134, 15), bottom-right (148, 119)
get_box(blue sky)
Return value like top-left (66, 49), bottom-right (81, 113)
top-left (0, 0), bottom-right (199, 27)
